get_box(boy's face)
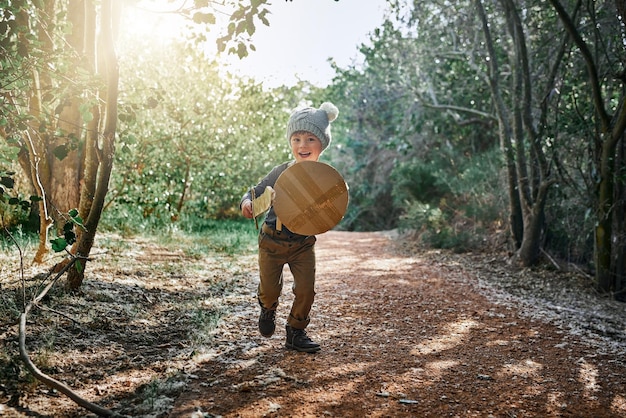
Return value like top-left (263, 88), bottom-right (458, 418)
top-left (290, 131), bottom-right (323, 163)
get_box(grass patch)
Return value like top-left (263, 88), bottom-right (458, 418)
top-left (167, 217), bottom-right (259, 257)
top-left (0, 226), bottom-right (38, 252)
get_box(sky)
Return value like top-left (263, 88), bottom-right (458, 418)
top-left (124, 0), bottom-right (389, 89)
top-left (221, 0), bottom-right (389, 88)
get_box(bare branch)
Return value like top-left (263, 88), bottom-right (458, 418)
top-left (548, 0), bottom-right (611, 130)
top-left (6, 236), bottom-right (119, 416)
top-left (420, 102), bottom-right (497, 122)
top-left (19, 311), bottom-right (118, 417)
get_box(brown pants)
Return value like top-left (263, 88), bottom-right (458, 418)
top-left (258, 224), bottom-right (316, 329)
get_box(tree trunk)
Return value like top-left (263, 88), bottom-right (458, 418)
top-left (474, 0), bottom-right (523, 249)
top-left (517, 182), bottom-right (551, 266)
top-left (49, 0), bottom-right (86, 228)
top-left (10, 0), bottom-right (119, 287)
top-left (66, 0), bottom-right (119, 290)
top-left (503, 0), bottom-right (556, 267)
top-left (614, 136), bottom-right (626, 301)
top-left (11, 3), bottom-right (55, 263)
top-left (595, 143), bottom-right (614, 292)
top-left (549, 0), bottom-right (626, 296)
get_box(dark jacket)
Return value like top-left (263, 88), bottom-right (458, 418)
top-left (240, 161), bottom-right (295, 232)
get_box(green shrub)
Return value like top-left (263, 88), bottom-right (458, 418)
top-left (391, 160), bottom-right (451, 206)
top-left (398, 201), bottom-right (478, 252)
top-left (396, 149), bottom-right (505, 252)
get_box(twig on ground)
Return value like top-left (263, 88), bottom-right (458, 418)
top-left (37, 305), bottom-right (82, 325)
top-left (6, 228), bottom-right (119, 417)
top-left (19, 311), bottom-right (118, 416)
top-left (540, 248), bottom-right (561, 270)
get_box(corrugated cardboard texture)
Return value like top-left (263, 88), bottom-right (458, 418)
top-left (274, 161), bottom-right (349, 235)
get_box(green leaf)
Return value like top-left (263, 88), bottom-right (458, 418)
top-left (123, 134), bottom-right (137, 145)
top-left (0, 176), bottom-right (15, 189)
top-left (64, 230), bottom-right (76, 245)
top-left (63, 221), bottom-right (74, 233)
top-left (259, 12), bottom-right (270, 26)
top-left (50, 237), bottom-right (68, 252)
top-left (216, 36), bottom-right (227, 52)
top-left (6, 135), bottom-right (20, 146)
top-left (192, 12), bottom-right (215, 25)
top-left (75, 259), bottom-right (84, 273)
top-left (231, 9), bottom-right (245, 21)
top-left (237, 43), bottom-right (248, 59)
top-left (236, 20), bottom-right (246, 35)
top-left (53, 144), bottom-right (69, 160)
top-left (227, 21), bottom-right (236, 35)
top-left (246, 20), bottom-right (255, 36)
top-left (68, 208), bottom-right (86, 229)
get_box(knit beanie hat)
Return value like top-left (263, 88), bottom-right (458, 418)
top-left (286, 102), bottom-right (339, 150)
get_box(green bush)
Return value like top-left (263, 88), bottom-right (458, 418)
top-left (395, 149), bottom-right (504, 252)
top-left (398, 201), bottom-right (477, 251)
top-left (391, 160), bottom-right (451, 206)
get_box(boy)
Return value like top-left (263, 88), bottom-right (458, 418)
top-left (240, 102), bottom-right (339, 353)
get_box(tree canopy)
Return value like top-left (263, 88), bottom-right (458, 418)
top-left (2, 0), bottom-right (625, 298)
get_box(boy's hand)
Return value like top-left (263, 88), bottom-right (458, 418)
top-left (241, 199), bottom-right (253, 219)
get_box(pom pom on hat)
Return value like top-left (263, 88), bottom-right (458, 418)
top-left (286, 102), bottom-right (339, 150)
top-left (320, 102), bottom-right (339, 122)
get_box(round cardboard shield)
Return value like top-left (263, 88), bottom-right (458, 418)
top-left (274, 161), bottom-right (349, 235)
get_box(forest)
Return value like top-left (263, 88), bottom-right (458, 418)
top-left (1, 0), bottom-right (626, 416)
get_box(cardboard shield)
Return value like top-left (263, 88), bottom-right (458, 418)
top-left (273, 161), bottom-right (349, 235)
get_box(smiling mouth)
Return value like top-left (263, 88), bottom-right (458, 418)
top-left (299, 152), bottom-right (311, 158)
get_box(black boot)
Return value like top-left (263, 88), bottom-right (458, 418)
top-left (259, 306), bottom-right (276, 337)
top-left (285, 325), bottom-right (320, 353)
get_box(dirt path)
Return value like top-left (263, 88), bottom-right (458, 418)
top-left (170, 231), bottom-right (626, 417)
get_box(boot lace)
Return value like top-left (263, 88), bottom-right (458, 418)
top-left (260, 308), bottom-right (275, 321)
top-left (292, 328), bottom-right (313, 342)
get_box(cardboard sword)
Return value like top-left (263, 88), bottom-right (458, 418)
top-left (250, 186), bottom-right (274, 229)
